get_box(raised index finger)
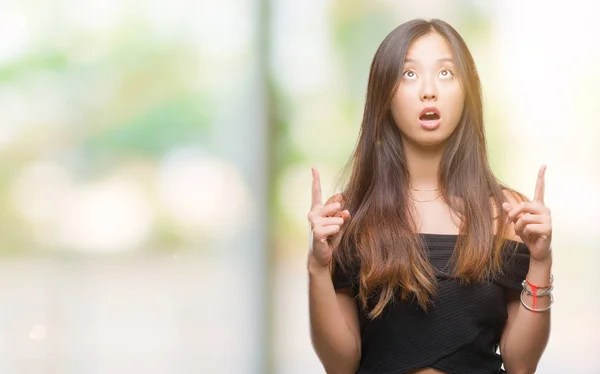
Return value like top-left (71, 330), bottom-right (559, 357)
top-left (533, 164), bottom-right (546, 204)
top-left (311, 167), bottom-right (323, 209)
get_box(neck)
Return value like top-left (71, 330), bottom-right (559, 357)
top-left (403, 140), bottom-right (445, 190)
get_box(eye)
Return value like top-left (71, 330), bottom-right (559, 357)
top-left (402, 70), bottom-right (417, 79)
top-left (439, 69), bottom-right (454, 79)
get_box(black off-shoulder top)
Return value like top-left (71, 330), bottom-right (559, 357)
top-left (332, 233), bottom-right (530, 374)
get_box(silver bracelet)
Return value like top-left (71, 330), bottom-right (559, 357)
top-left (521, 280), bottom-right (554, 297)
top-left (519, 289), bottom-right (554, 312)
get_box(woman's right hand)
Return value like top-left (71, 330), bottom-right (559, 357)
top-left (307, 167), bottom-right (351, 270)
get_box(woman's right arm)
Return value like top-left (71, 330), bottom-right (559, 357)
top-left (308, 168), bottom-right (361, 374)
top-left (308, 259), bottom-right (362, 374)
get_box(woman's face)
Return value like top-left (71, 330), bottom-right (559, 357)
top-left (390, 31), bottom-right (465, 148)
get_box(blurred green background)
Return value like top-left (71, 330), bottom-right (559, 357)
top-left (0, 0), bottom-right (598, 373)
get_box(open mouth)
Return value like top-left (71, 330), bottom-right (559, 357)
top-left (418, 107), bottom-right (441, 130)
top-left (419, 111), bottom-right (440, 121)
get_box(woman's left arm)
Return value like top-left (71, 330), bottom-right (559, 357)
top-left (500, 259), bottom-right (552, 374)
top-left (500, 165), bottom-right (553, 374)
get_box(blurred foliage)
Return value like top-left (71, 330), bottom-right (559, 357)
top-left (0, 11), bottom-right (215, 255)
top-left (82, 93), bottom-right (211, 168)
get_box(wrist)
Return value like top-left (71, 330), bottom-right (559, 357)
top-left (530, 252), bottom-right (553, 267)
top-left (530, 246), bottom-right (553, 265)
top-left (307, 253), bottom-right (331, 276)
top-left (527, 255), bottom-right (553, 285)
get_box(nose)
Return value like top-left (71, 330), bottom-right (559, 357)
top-left (420, 77), bottom-right (437, 101)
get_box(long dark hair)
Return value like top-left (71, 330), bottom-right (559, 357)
top-left (333, 19), bottom-right (524, 319)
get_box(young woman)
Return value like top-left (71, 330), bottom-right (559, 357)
top-left (307, 19), bottom-right (553, 374)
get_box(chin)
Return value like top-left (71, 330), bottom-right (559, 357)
top-left (399, 125), bottom-right (454, 148)
top-left (412, 133), bottom-right (452, 148)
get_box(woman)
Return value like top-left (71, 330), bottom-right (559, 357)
top-left (307, 19), bottom-right (553, 374)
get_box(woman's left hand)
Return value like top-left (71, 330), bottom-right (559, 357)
top-left (502, 165), bottom-right (552, 263)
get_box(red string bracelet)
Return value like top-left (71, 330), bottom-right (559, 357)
top-left (525, 275), bottom-right (554, 310)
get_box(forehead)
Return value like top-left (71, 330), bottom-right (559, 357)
top-left (405, 32), bottom-right (453, 63)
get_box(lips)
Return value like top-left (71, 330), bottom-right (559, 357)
top-left (419, 107), bottom-right (441, 121)
top-left (419, 107), bottom-right (441, 130)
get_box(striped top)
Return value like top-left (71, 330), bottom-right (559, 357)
top-left (331, 233), bottom-right (530, 374)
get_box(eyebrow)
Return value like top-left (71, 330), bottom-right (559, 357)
top-left (404, 57), bottom-right (455, 64)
